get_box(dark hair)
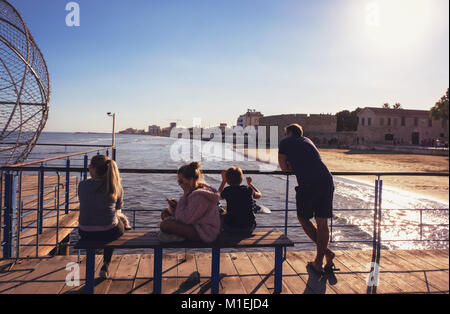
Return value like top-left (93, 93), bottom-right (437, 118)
top-left (285, 124), bottom-right (304, 137)
top-left (225, 166), bottom-right (243, 186)
top-left (178, 162), bottom-right (202, 182)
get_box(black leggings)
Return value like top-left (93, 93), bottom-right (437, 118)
top-left (79, 220), bottom-right (125, 265)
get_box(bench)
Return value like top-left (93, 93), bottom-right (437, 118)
top-left (75, 229), bottom-right (294, 294)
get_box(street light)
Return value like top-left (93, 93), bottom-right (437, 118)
top-left (107, 113), bottom-right (117, 161)
top-left (107, 112), bottom-right (116, 147)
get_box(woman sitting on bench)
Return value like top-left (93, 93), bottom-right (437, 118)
top-left (159, 162), bottom-right (221, 243)
top-left (78, 155), bottom-right (127, 279)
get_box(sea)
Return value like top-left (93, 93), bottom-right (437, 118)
top-left (27, 132), bottom-right (449, 252)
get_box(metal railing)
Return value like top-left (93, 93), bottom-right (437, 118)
top-left (1, 151), bottom-right (449, 259)
top-left (1, 144), bottom-right (115, 259)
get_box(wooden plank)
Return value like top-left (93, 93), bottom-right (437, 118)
top-left (176, 252), bottom-right (201, 294)
top-left (288, 251), bottom-right (338, 294)
top-left (0, 249), bottom-right (448, 295)
top-left (330, 251), bottom-right (377, 294)
top-left (95, 255), bottom-right (123, 294)
top-left (194, 252), bottom-right (212, 294)
top-left (408, 250), bottom-right (449, 270)
top-left (377, 252), bottom-right (431, 293)
top-left (0, 259), bottom-right (47, 294)
top-left (132, 254), bottom-right (154, 294)
top-left (295, 251), bottom-right (361, 294)
top-left (15, 176), bottom-right (80, 258)
top-left (108, 254), bottom-right (140, 294)
top-left (8, 257), bottom-right (63, 294)
top-left (219, 253), bottom-right (247, 294)
top-left (59, 255), bottom-right (103, 294)
top-left (387, 251), bottom-right (449, 293)
top-left (32, 256), bottom-right (80, 294)
top-left (161, 253), bottom-right (179, 294)
top-left (381, 251), bottom-right (443, 293)
top-left (247, 251), bottom-right (292, 294)
top-left (340, 250), bottom-right (404, 294)
top-left (263, 251), bottom-right (306, 294)
top-left (229, 252), bottom-right (270, 294)
top-left (75, 229), bottom-right (294, 250)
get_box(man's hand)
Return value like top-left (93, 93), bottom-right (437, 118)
top-left (221, 170), bottom-right (227, 182)
top-left (246, 177), bottom-right (252, 185)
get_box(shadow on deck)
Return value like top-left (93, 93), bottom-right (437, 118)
top-left (0, 249), bottom-right (448, 294)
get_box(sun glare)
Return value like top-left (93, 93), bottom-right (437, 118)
top-left (364, 0), bottom-right (438, 53)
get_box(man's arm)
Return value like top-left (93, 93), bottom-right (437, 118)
top-left (278, 153), bottom-right (294, 173)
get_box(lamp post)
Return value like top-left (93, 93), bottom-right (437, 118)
top-left (107, 112), bottom-right (116, 160)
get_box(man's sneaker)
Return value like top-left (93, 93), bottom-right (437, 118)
top-left (100, 265), bottom-right (109, 279)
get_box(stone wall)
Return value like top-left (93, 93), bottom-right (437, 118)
top-left (258, 114), bottom-right (345, 146)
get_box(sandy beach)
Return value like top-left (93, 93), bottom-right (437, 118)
top-left (244, 148), bottom-right (449, 203)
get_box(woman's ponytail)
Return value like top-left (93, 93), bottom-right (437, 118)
top-left (106, 159), bottom-right (122, 200)
top-left (90, 155), bottom-right (122, 200)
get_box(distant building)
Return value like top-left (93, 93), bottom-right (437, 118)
top-left (160, 122), bottom-right (178, 137)
top-left (357, 107), bottom-right (449, 146)
top-left (119, 128), bottom-right (145, 135)
top-left (237, 109), bottom-right (264, 128)
top-left (148, 125), bottom-right (161, 136)
top-left (258, 113), bottom-right (354, 146)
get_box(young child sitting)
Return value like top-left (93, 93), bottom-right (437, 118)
top-left (218, 166), bottom-right (262, 235)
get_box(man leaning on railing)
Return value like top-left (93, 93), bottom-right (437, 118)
top-left (278, 123), bottom-right (337, 275)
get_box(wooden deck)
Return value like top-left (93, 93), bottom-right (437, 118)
top-left (1, 175), bottom-right (80, 258)
top-left (0, 249), bottom-right (448, 294)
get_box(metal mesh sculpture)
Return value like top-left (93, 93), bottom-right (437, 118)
top-left (0, 0), bottom-right (50, 165)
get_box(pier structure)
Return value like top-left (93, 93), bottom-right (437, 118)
top-left (0, 249), bottom-right (447, 294)
top-left (0, 145), bottom-right (448, 294)
top-left (1, 143), bottom-right (115, 259)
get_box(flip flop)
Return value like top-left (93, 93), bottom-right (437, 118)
top-left (324, 263), bottom-right (340, 273)
top-left (306, 262), bottom-right (324, 276)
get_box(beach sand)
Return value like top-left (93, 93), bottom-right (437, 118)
top-left (244, 148), bottom-right (449, 203)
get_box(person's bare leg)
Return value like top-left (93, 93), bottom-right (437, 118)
top-left (314, 218), bottom-right (330, 271)
top-left (298, 215), bottom-right (334, 269)
top-left (297, 216), bottom-right (318, 242)
top-left (160, 219), bottom-right (201, 241)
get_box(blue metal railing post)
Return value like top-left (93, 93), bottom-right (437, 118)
top-left (38, 165), bottom-right (44, 234)
top-left (283, 175), bottom-right (290, 258)
top-left (85, 249), bottom-right (95, 294)
top-left (83, 155), bottom-right (88, 181)
top-left (65, 158), bottom-right (70, 214)
top-left (378, 179), bottom-right (383, 247)
top-left (3, 173), bottom-right (17, 259)
top-left (153, 248), bottom-right (163, 294)
top-left (274, 246), bottom-right (283, 294)
top-left (112, 148), bottom-right (117, 161)
top-left (211, 248), bottom-right (221, 294)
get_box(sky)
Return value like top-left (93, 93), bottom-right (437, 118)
top-left (8, 0), bottom-right (450, 132)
